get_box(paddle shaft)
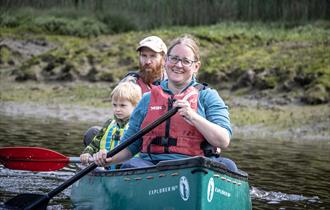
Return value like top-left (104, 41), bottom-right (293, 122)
top-left (1, 157), bottom-right (80, 163)
top-left (67, 157), bottom-right (80, 163)
top-left (23, 107), bottom-right (179, 210)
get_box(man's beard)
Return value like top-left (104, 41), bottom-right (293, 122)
top-left (139, 62), bottom-right (163, 85)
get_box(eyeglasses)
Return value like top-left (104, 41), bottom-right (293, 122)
top-left (167, 55), bottom-right (197, 67)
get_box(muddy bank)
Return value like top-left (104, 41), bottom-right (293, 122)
top-left (1, 99), bottom-right (328, 141)
top-left (0, 101), bottom-right (110, 124)
top-left (228, 96), bottom-right (330, 141)
top-left (0, 80), bottom-right (328, 141)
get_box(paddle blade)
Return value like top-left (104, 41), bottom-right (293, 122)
top-left (0, 147), bottom-right (69, 171)
top-left (4, 193), bottom-right (48, 210)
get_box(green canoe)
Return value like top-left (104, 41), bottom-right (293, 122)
top-left (71, 156), bottom-right (252, 210)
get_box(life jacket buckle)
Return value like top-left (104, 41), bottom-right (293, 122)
top-left (161, 137), bottom-right (169, 146)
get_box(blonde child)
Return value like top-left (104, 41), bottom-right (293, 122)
top-left (80, 81), bottom-right (141, 169)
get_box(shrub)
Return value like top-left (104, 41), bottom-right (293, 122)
top-left (0, 13), bottom-right (20, 27)
top-left (33, 16), bottom-right (107, 37)
top-left (98, 13), bottom-right (137, 34)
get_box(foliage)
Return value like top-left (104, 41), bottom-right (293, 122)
top-left (0, 22), bottom-right (329, 104)
top-left (3, 1), bottom-right (330, 22)
top-left (31, 16), bottom-right (108, 37)
top-left (0, 13), bottom-right (19, 27)
top-left (97, 12), bottom-right (137, 33)
top-left (0, 0), bottom-right (329, 35)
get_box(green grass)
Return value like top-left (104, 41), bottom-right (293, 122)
top-left (231, 104), bottom-right (329, 129)
top-left (0, 22), bottom-right (329, 104)
top-left (0, 81), bottom-right (112, 108)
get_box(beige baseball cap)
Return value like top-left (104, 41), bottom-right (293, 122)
top-left (136, 36), bottom-right (167, 54)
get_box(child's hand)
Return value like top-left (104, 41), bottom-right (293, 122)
top-left (80, 153), bottom-right (92, 165)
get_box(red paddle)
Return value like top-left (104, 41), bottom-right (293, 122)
top-left (0, 147), bottom-right (80, 171)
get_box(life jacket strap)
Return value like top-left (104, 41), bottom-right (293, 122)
top-left (151, 136), bottom-right (177, 146)
top-left (111, 129), bottom-right (121, 141)
top-left (147, 136), bottom-right (177, 155)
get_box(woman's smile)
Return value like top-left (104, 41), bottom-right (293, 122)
top-left (171, 67), bottom-right (185, 74)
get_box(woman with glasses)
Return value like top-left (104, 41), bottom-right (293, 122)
top-left (94, 34), bottom-right (237, 172)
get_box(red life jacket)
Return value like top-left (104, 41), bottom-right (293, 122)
top-left (136, 77), bottom-right (154, 94)
top-left (124, 71), bottom-right (157, 94)
top-left (141, 85), bottom-right (205, 156)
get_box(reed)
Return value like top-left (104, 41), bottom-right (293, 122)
top-left (1, 0), bottom-right (329, 30)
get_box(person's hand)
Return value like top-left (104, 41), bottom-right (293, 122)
top-left (80, 153), bottom-right (92, 165)
top-left (173, 99), bottom-right (197, 125)
top-left (93, 149), bottom-right (113, 167)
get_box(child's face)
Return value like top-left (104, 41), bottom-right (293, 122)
top-left (112, 98), bottom-right (135, 120)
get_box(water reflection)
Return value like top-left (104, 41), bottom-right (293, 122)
top-left (0, 166), bottom-right (75, 209)
top-left (0, 114), bottom-right (329, 209)
top-left (0, 114), bottom-right (92, 209)
top-left (225, 137), bottom-right (329, 209)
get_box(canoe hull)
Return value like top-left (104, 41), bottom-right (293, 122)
top-left (71, 157), bottom-right (252, 210)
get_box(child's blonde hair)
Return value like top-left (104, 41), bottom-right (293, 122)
top-left (111, 81), bottom-right (142, 106)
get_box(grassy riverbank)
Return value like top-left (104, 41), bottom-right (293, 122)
top-left (1, 22), bottom-right (329, 104)
top-left (0, 22), bottom-right (329, 140)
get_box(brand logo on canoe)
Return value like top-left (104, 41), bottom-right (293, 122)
top-left (179, 176), bottom-right (190, 201)
top-left (207, 177), bottom-right (215, 202)
top-left (148, 185), bottom-right (178, 196)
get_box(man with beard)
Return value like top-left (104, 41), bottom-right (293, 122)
top-left (122, 35), bottom-right (167, 94)
top-left (83, 36), bottom-right (167, 146)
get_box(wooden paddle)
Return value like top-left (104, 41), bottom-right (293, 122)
top-left (3, 107), bottom-right (178, 210)
top-left (0, 147), bottom-right (80, 171)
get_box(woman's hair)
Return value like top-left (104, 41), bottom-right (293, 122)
top-left (111, 81), bottom-right (142, 106)
top-left (167, 34), bottom-right (200, 61)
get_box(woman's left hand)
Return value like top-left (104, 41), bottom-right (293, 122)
top-left (173, 99), bottom-right (197, 125)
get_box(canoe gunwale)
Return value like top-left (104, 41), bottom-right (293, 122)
top-left (84, 156), bottom-right (249, 181)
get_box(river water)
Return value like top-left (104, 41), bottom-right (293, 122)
top-left (0, 113), bottom-right (329, 210)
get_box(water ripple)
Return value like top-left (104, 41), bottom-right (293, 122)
top-left (250, 186), bottom-right (320, 204)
